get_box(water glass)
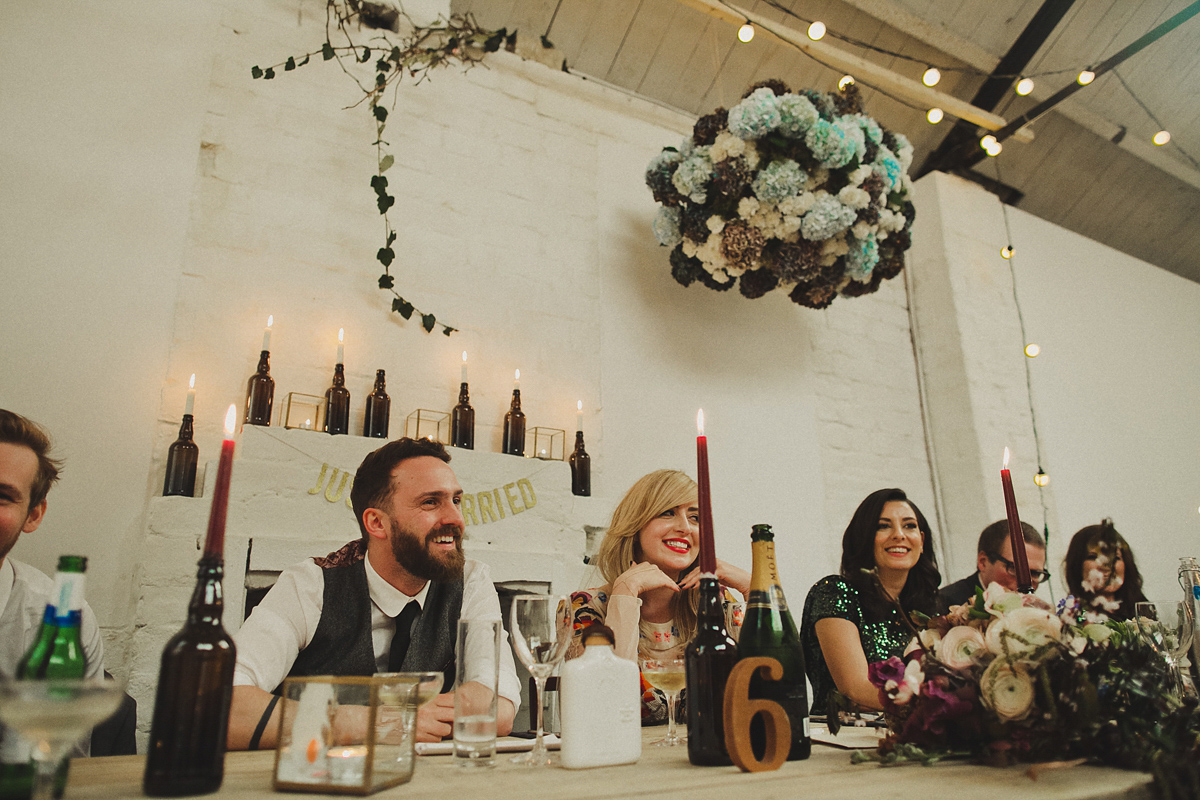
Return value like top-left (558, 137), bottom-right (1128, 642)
top-left (452, 619), bottom-right (501, 767)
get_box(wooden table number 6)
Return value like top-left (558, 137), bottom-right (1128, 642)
top-left (721, 656), bottom-right (791, 772)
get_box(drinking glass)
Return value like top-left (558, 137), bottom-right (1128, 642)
top-left (453, 619), bottom-right (501, 767)
top-left (1135, 601), bottom-right (1195, 696)
top-left (509, 594), bottom-right (571, 766)
top-left (639, 657), bottom-right (686, 746)
top-left (376, 671), bottom-right (442, 747)
top-left (0, 677), bottom-right (125, 800)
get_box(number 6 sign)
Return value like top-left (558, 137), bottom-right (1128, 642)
top-left (721, 657), bottom-right (790, 772)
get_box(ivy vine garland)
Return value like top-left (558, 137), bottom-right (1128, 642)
top-left (647, 81), bottom-right (917, 309)
top-left (252, 1), bottom-right (506, 335)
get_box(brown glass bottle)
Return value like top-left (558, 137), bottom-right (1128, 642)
top-left (739, 524), bottom-right (810, 761)
top-left (451, 383), bottom-right (475, 449)
top-left (568, 431), bottom-right (590, 496)
top-left (143, 469), bottom-right (236, 795)
top-left (324, 364), bottom-right (350, 436)
top-left (502, 389), bottom-right (525, 456)
top-left (363, 369), bottom-right (390, 438)
top-left (686, 576), bottom-right (738, 766)
top-left (244, 351), bottom-right (274, 426)
top-left (163, 415), bottom-right (199, 496)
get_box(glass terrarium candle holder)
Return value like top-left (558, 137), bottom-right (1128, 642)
top-left (404, 409), bottom-right (449, 443)
top-left (272, 674), bottom-right (420, 795)
top-left (283, 393), bottom-right (324, 431)
top-left (528, 427), bottom-right (565, 461)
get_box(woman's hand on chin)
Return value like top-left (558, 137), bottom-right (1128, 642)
top-left (677, 559), bottom-right (751, 597)
top-left (611, 561), bottom-right (681, 598)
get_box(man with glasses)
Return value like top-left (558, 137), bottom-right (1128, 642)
top-left (940, 519), bottom-right (1049, 607)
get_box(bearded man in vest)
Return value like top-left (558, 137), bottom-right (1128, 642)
top-left (227, 437), bottom-right (520, 749)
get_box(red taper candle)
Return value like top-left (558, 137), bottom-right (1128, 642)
top-left (695, 409), bottom-right (717, 574)
top-left (1000, 447), bottom-right (1032, 593)
top-left (203, 404), bottom-right (237, 559)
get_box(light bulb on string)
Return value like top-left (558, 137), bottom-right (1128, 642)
top-left (838, 75), bottom-right (855, 90)
top-left (1077, 69), bottom-right (1095, 85)
top-left (922, 67), bottom-right (941, 87)
top-left (737, 22), bottom-right (754, 42)
top-left (807, 20), bottom-right (826, 40)
top-left (1034, 469), bottom-right (1049, 487)
top-left (981, 135), bottom-right (1002, 156)
top-left (1153, 130), bottom-right (1171, 146)
top-left (1024, 343), bottom-right (1041, 358)
top-left (1015, 77), bottom-right (1034, 95)
top-left (926, 108), bottom-right (944, 124)
top-left (1001, 245), bottom-right (1014, 259)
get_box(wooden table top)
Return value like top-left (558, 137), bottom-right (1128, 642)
top-left (68, 729), bottom-right (1152, 800)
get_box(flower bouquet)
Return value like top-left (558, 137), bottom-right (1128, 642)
top-left (645, 80), bottom-right (917, 309)
top-left (853, 584), bottom-right (1199, 799)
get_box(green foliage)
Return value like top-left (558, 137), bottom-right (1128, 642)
top-left (252, 1), bottom-right (504, 337)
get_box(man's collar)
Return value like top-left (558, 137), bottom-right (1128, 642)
top-left (365, 554), bottom-right (429, 616)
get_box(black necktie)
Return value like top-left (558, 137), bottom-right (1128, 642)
top-left (388, 601), bottom-right (421, 672)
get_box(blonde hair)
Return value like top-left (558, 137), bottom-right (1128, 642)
top-left (593, 469), bottom-right (701, 651)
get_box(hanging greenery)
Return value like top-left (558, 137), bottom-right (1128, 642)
top-left (252, 1), bottom-right (507, 336)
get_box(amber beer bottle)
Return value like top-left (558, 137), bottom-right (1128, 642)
top-left (363, 369), bottom-right (390, 438)
top-left (502, 388), bottom-right (525, 456)
top-left (244, 351), bottom-right (274, 426)
top-left (685, 576), bottom-right (738, 766)
top-left (324, 363), bottom-right (350, 435)
top-left (163, 414), bottom-right (199, 496)
top-left (568, 431), bottom-right (590, 496)
top-left (144, 450), bottom-right (237, 795)
top-left (738, 524), bottom-right (811, 760)
top-left (451, 382), bottom-right (475, 449)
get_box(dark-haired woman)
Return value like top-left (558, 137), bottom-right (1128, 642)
top-left (1063, 518), bottom-right (1147, 622)
top-left (800, 488), bottom-right (942, 715)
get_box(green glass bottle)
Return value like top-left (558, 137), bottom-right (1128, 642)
top-left (737, 524), bottom-right (810, 761)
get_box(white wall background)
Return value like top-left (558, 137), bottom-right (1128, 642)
top-left (1, 0), bottom-right (1196, 701)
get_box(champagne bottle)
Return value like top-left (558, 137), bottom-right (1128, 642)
top-left (568, 431), bottom-right (590, 496)
top-left (163, 415), bottom-right (199, 496)
top-left (501, 388), bottom-right (525, 456)
top-left (144, 462), bottom-right (238, 795)
top-left (450, 382), bottom-right (475, 449)
top-left (1179, 557), bottom-right (1200, 692)
top-left (244, 351), bottom-right (274, 426)
top-left (738, 524), bottom-right (810, 761)
top-left (362, 369), bottom-right (390, 438)
top-left (685, 576), bottom-right (738, 766)
top-left (323, 363), bottom-right (350, 436)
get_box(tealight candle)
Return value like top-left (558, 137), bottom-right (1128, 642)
top-left (184, 374), bottom-right (196, 416)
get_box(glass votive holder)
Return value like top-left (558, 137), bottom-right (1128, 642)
top-left (272, 674), bottom-right (420, 795)
top-left (283, 393), bottom-right (325, 431)
top-left (404, 409), bottom-right (449, 443)
top-left (528, 427), bottom-right (564, 460)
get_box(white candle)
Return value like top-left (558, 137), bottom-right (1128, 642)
top-left (461, 351), bottom-right (468, 384)
top-left (184, 374), bottom-right (196, 416)
top-left (514, 369), bottom-right (520, 391)
top-left (337, 328), bottom-right (344, 364)
top-left (576, 400), bottom-right (583, 432)
top-left (262, 315), bottom-right (273, 351)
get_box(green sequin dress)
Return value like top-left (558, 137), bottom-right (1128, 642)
top-left (800, 575), bottom-right (911, 715)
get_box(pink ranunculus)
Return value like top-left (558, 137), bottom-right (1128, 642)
top-left (982, 582), bottom-right (1024, 617)
top-left (979, 658), bottom-right (1035, 722)
top-left (938, 625), bottom-right (987, 670)
top-left (984, 606), bottom-right (1062, 657)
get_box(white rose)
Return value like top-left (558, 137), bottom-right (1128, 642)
top-left (939, 625), bottom-right (987, 670)
top-left (985, 607), bottom-right (1062, 656)
top-left (980, 659), bottom-right (1035, 722)
top-left (983, 582), bottom-right (1024, 616)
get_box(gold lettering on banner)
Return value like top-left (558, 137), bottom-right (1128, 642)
top-left (477, 491), bottom-right (498, 524)
top-left (503, 483), bottom-right (523, 515)
top-left (324, 470), bottom-right (350, 503)
top-left (308, 464), bottom-right (330, 495)
top-left (461, 494), bottom-right (479, 526)
top-left (492, 489), bottom-right (506, 519)
top-left (517, 479), bottom-right (537, 510)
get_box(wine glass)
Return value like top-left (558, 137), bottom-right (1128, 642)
top-left (1135, 601), bottom-right (1195, 696)
top-left (639, 657), bottom-right (686, 746)
top-left (509, 594), bottom-right (571, 766)
top-left (0, 677), bottom-right (125, 800)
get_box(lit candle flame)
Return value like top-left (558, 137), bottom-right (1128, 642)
top-left (1002, 447), bottom-right (1011, 469)
top-left (697, 408), bottom-right (705, 436)
top-left (514, 369), bottom-right (520, 381)
top-left (223, 404), bottom-right (237, 439)
top-left (462, 351), bottom-right (468, 363)
top-left (266, 315), bottom-right (273, 328)
top-left (188, 373), bottom-right (195, 390)
top-left (577, 400), bottom-right (582, 412)
top-left (338, 328), bottom-right (344, 343)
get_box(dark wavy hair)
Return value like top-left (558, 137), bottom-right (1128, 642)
top-left (1063, 518), bottom-right (1146, 621)
top-left (350, 437), bottom-right (451, 539)
top-left (839, 488), bottom-right (942, 620)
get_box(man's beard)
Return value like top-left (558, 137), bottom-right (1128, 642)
top-left (389, 519), bottom-right (465, 582)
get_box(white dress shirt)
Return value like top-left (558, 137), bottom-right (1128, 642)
top-left (233, 556), bottom-right (520, 711)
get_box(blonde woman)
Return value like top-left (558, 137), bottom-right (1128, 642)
top-left (567, 469), bottom-right (749, 723)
